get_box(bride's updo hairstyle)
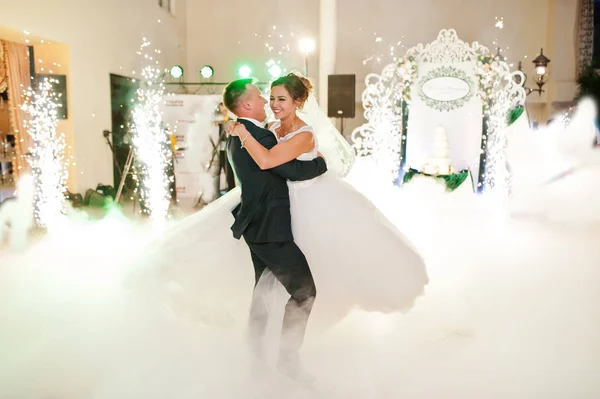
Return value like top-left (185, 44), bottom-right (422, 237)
top-left (271, 72), bottom-right (313, 108)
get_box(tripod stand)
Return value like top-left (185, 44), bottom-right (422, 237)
top-left (207, 124), bottom-right (236, 198)
top-left (103, 129), bottom-right (138, 211)
top-left (104, 129), bottom-right (178, 216)
top-left (115, 145), bottom-right (134, 202)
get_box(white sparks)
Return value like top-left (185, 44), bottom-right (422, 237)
top-left (21, 77), bottom-right (68, 228)
top-left (476, 57), bottom-right (523, 199)
top-left (131, 39), bottom-right (172, 226)
top-left (352, 62), bottom-right (406, 182)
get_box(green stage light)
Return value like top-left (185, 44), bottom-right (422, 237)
top-left (238, 65), bottom-right (252, 78)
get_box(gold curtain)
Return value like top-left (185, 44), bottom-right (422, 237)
top-left (0, 43), bottom-right (7, 94)
top-left (2, 39), bottom-right (32, 176)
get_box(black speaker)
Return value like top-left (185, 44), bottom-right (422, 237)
top-left (327, 74), bottom-right (356, 118)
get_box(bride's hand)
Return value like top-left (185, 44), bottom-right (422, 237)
top-left (224, 120), bottom-right (238, 135)
top-left (224, 120), bottom-right (235, 134)
top-left (229, 122), bottom-right (249, 138)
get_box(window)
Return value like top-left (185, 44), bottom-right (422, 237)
top-left (158, 0), bottom-right (174, 15)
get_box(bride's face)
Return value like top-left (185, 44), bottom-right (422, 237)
top-left (270, 85), bottom-right (296, 120)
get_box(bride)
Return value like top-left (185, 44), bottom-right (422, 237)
top-left (147, 73), bottom-right (428, 331)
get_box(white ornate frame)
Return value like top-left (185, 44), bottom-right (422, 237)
top-left (417, 65), bottom-right (475, 112)
top-left (351, 29), bottom-right (526, 195)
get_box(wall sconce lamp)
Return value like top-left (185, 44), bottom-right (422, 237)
top-left (515, 48), bottom-right (551, 96)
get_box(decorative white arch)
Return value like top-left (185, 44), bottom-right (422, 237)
top-left (351, 29), bottom-right (526, 196)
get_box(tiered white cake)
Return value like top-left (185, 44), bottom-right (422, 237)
top-left (422, 126), bottom-right (456, 175)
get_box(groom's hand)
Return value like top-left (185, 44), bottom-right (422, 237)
top-left (317, 151), bottom-right (326, 162)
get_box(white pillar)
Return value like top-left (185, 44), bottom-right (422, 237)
top-left (319, 0), bottom-right (337, 110)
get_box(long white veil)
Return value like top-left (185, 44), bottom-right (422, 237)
top-left (297, 94), bottom-right (356, 176)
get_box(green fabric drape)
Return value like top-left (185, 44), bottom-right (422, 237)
top-left (507, 107), bottom-right (524, 126)
top-left (403, 168), bottom-right (470, 191)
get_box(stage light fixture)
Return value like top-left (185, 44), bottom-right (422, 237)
top-left (299, 37), bottom-right (316, 54)
top-left (238, 65), bottom-right (252, 78)
top-left (200, 65), bottom-right (214, 79)
top-left (169, 65), bottom-right (184, 79)
top-left (268, 63), bottom-right (282, 79)
top-left (299, 38), bottom-right (316, 76)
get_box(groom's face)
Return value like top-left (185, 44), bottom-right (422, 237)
top-left (244, 84), bottom-right (268, 122)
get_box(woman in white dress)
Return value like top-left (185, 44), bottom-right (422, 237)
top-left (150, 73), bottom-right (428, 330)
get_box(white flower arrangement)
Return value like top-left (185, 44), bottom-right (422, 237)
top-left (396, 56), bottom-right (418, 102)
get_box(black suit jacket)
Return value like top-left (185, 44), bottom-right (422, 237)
top-left (227, 118), bottom-right (327, 243)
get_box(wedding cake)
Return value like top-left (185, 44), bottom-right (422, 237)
top-left (422, 126), bottom-right (456, 175)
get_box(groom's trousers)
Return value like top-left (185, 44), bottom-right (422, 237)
top-left (245, 241), bottom-right (316, 360)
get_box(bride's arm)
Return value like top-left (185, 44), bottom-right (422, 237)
top-left (232, 124), bottom-right (314, 170)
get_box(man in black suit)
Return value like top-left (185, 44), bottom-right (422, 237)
top-left (223, 78), bottom-right (327, 381)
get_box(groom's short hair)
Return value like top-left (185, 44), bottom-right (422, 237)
top-left (223, 78), bottom-right (256, 114)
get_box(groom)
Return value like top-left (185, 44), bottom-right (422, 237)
top-left (223, 78), bottom-right (327, 380)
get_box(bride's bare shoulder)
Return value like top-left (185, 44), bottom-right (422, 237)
top-left (296, 118), bottom-right (309, 129)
